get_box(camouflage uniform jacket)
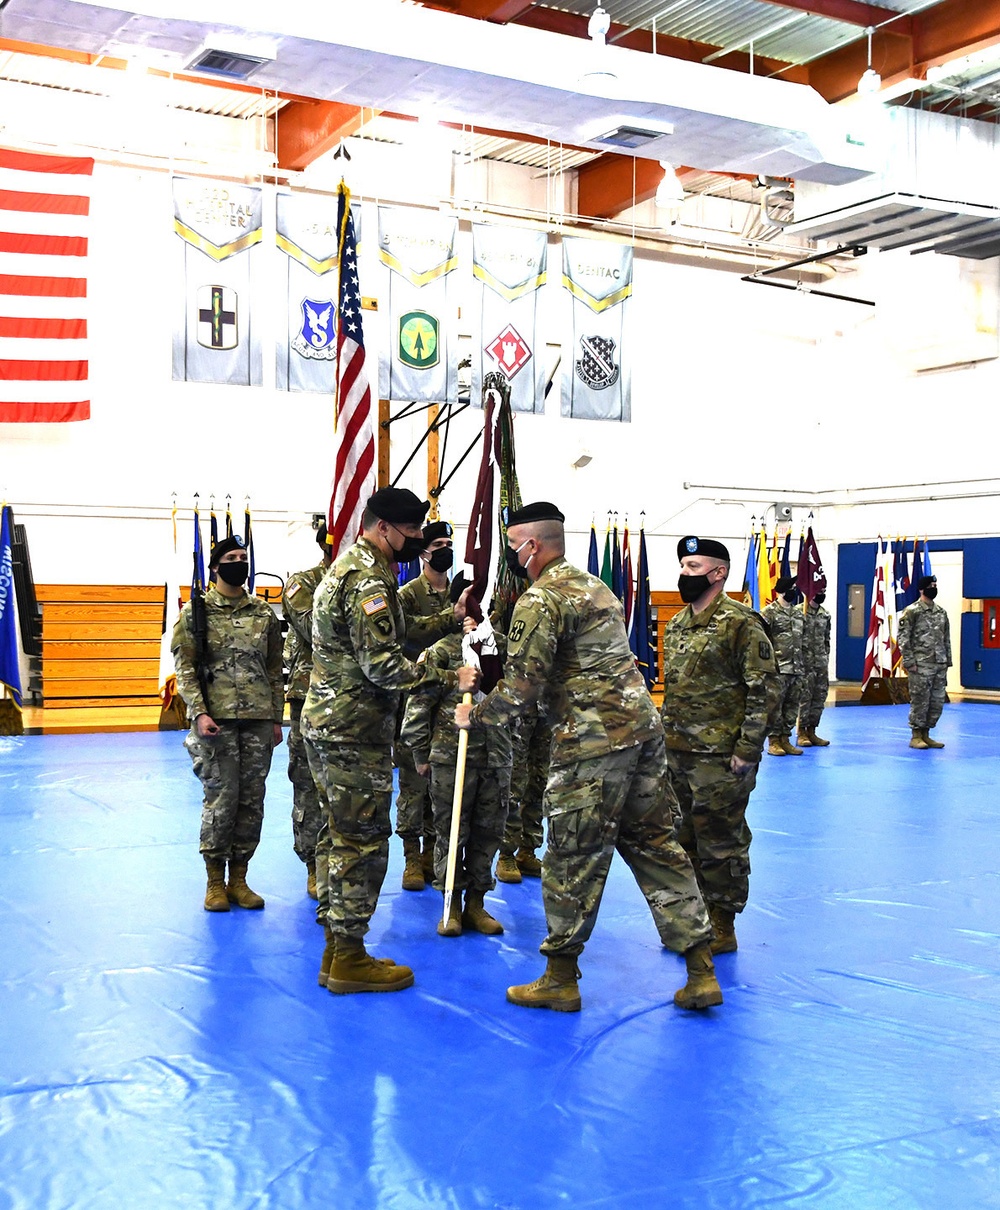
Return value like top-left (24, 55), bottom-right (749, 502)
top-left (660, 593), bottom-right (777, 763)
top-left (897, 599), bottom-right (951, 670)
top-left (468, 557), bottom-right (660, 768)
top-left (301, 537), bottom-right (456, 747)
top-left (171, 585), bottom-right (284, 722)
top-left (762, 600), bottom-right (805, 675)
top-left (802, 603), bottom-right (831, 670)
top-left (398, 573), bottom-right (456, 659)
top-left (282, 560), bottom-right (327, 701)
top-left (400, 632), bottom-right (512, 770)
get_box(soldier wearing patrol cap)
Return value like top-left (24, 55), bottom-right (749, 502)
top-left (395, 518), bottom-right (456, 891)
top-left (172, 534), bottom-right (284, 914)
top-left (457, 503), bottom-right (722, 1014)
top-left (660, 535), bottom-right (778, 956)
top-left (897, 574), bottom-right (951, 749)
top-left (302, 488), bottom-right (478, 995)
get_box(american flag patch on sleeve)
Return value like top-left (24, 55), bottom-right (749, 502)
top-left (362, 594), bottom-right (387, 616)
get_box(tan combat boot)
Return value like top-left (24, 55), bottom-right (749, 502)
top-left (203, 857), bottom-right (230, 912)
top-left (226, 861), bottom-right (265, 909)
top-left (795, 730), bottom-right (813, 747)
top-left (507, 955), bottom-right (582, 1012)
top-left (420, 838), bottom-right (436, 882)
top-left (326, 937), bottom-right (414, 994)
top-left (923, 729), bottom-right (945, 749)
top-left (401, 838), bottom-right (426, 891)
top-left (807, 728), bottom-right (830, 747)
top-left (306, 859), bottom-right (318, 901)
top-left (463, 889), bottom-right (504, 935)
top-left (767, 736), bottom-right (787, 756)
top-left (437, 891), bottom-right (463, 937)
top-left (780, 736), bottom-right (804, 755)
top-left (674, 941), bottom-right (724, 1010)
top-left (708, 905), bottom-right (738, 954)
top-left (318, 923), bottom-right (335, 988)
top-left (515, 847), bottom-right (543, 878)
top-left (495, 853), bottom-right (522, 884)
top-left (909, 729), bottom-right (929, 749)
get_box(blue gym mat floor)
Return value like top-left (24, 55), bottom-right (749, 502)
top-left (1, 702), bottom-right (998, 1210)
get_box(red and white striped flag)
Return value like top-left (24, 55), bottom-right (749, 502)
top-left (0, 149), bottom-right (93, 423)
top-left (327, 182), bottom-right (375, 559)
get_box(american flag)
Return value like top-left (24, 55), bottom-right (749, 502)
top-left (0, 149), bottom-right (93, 423)
top-left (327, 182), bottom-right (375, 559)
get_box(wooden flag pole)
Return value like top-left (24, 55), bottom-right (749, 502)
top-left (442, 690), bottom-right (472, 929)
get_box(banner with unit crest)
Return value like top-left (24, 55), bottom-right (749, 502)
top-left (561, 237), bottom-right (632, 422)
top-left (378, 207), bottom-right (458, 404)
top-left (471, 224), bottom-right (548, 414)
top-left (172, 178), bottom-right (263, 386)
top-left (275, 192), bottom-right (356, 394)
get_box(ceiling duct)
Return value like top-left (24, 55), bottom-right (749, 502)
top-left (186, 48), bottom-right (272, 81)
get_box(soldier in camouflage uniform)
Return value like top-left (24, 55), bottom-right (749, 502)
top-left (282, 522), bottom-right (333, 905)
top-left (796, 591), bottom-right (831, 747)
top-left (457, 503), bottom-right (721, 1014)
top-left (172, 535), bottom-right (284, 913)
top-left (763, 575), bottom-right (806, 756)
top-left (661, 536), bottom-right (777, 956)
top-left (496, 713), bottom-right (548, 883)
top-left (401, 625), bottom-right (511, 936)
top-left (395, 520), bottom-right (457, 891)
top-left (898, 574), bottom-right (951, 750)
top-left (302, 488), bottom-right (477, 995)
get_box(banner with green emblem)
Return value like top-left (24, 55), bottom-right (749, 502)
top-left (378, 206), bottom-right (458, 403)
top-left (172, 177), bottom-right (263, 386)
top-left (561, 236), bottom-right (632, 422)
top-left (472, 224), bottom-right (548, 414)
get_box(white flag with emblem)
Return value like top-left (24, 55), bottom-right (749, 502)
top-left (471, 224), bottom-right (548, 413)
top-left (561, 236), bottom-right (632, 422)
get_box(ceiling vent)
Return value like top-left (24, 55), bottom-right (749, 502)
top-left (186, 48), bottom-right (271, 81)
top-left (593, 125), bottom-right (673, 151)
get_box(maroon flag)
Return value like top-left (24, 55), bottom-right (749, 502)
top-left (795, 525), bottom-right (827, 602)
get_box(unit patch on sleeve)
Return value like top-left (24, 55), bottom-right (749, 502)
top-left (509, 619), bottom-right (526, 644)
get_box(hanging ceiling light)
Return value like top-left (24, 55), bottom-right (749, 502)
top-left (578, 5), bottom-right (618, 90)
top-left (655, 162), bottom-right (686, 208)
top-left (858, 27), bottom-right (881, 95)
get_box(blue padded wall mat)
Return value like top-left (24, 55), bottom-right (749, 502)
top-left (1, 702), bottom-right (998, 1209)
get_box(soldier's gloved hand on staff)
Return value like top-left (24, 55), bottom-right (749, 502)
top-left (457, 666), bottom-right (480, 694)
top-left (196, 713), bottom-right (221, 738)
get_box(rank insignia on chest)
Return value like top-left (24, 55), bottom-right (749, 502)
top-left (362, 594), bottom-right (387, 616)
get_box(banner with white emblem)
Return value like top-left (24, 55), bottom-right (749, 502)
top-left (378, 207), bottom-right (458, 404)
top-left (471, 224), bottom-right (548, 414)
top-left (275, 192), bottom-right (350, 394)
top-left (172, 178), bottom-right (262, 385)
top-left (560, 237), bottom-right (632, 422)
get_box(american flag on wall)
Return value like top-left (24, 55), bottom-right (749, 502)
top-left (327, 182), bottom-right (375, 559)
top-left (0, 149), bottom-right (93, 423)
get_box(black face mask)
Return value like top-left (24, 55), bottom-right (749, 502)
top-left (678, 574), bottom-right (710, 603)
top-left (387, 525), bottom-right (426, 564)
top-left (923, 586), bottom-right (938, 600)
top-left (813, 594), bottom-right (826, 606)
top-left (216, 561), bottom-right (249, 587)
top-left (427, 548), bottom-right (454, 573)
top-left (505, 541), bottom-right (531, 580)
top-left (783, 592), bottom-right (797, 604)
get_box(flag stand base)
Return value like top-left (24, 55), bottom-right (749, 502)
top-left (860, 678), bottom-right (911, 705)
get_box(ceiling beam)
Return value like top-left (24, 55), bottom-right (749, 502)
top-left (274, 100), bottom-right (368, 172)
top-left (764, 0), bottom-right (910, 33)
top-left (577, 154), bottom-right (666, 220)
top-left (445, 0), bottom-right (537, 19)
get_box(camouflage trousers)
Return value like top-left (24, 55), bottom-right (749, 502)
top-left (394, 744), bottom-right (436, 844)
top-left (305, 738), bottom-right (394, 942)
top-left (770, 672), bottom-right (802, 737)
top-left (666, 749), bottom-right (755, 914)
top-left (185, 719), bottom-right (275, 863)
top-left (503, 719), bottom-right (547, 855)
top-left (908, 667), bottom-right (948, 730)
top-left (539, 736), bottom-right (711, 960)
top-left (287, 699), bottom-right (323, 864)
top-left (428, 762), bottom-right (510, 893)
top-left (797, 666), bottom-right (829, 731)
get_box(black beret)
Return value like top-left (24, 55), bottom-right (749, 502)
top-left (918, 575), bottom-right (937, 591)
top-left (677, 535), bottom-right (730, 562)
top-left (422, 520), bottom-right (453, 545)
top-left (367, 487), bottom-right (429, 525)
top-left (449, 570), bottom-right (472, 604)
top-left (209, 535), bottom-right (246, 567)
top-left (506, 501), bottom-right (565, 526)
top-left (776, 575), bottom-right (797, 594)
top-left (315, 521), bottom-right (328, 548)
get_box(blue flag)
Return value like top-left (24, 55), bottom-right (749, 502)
top-left (192, 503), bottom-right (205, 591)
top-left (629, 525), bottom-right (656, 689)
top-left (587, 522), bottom-right (599, 577)
top-left (922, 540), bottom-right (933, 582)
top-left (0, 505), bottom-right (23, 708)
top-left (611, 519), bottom-right (624, 600)
top-left (742, 532), bottom-right (760, 611)
top-left (244, 506), bottom-right (256, 592)
top-left (910, 538), bottom-right (924, 599)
